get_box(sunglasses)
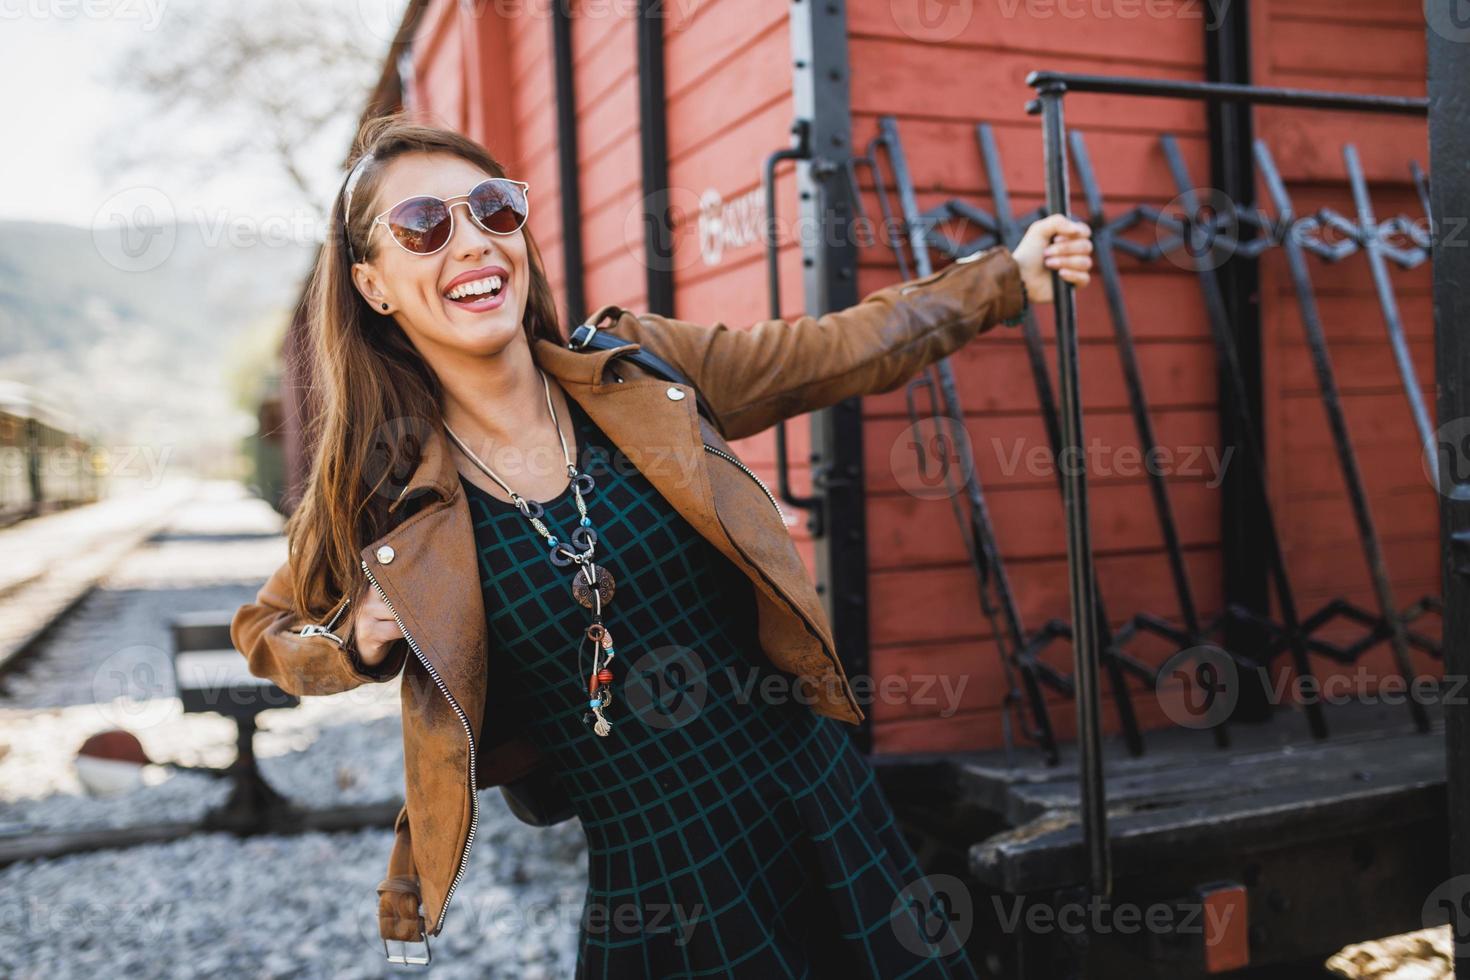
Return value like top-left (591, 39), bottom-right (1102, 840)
top-left (346, 175), bottom-right (530, 261)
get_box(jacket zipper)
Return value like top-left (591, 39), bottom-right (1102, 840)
top-left (296, 592), bottom-right (351, 644)
top-left (899, 246), bottom-right (989, 294)
top-left (701, 443), bottom-right (783, 521)
top-left (359, 556), bottom-right (479, 937)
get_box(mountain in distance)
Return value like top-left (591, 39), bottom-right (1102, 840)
top-left (0, 218), bottom-right (316, 475)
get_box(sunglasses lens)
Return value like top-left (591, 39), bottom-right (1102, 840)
top-left (468, 179), bottom-right (528, 234)
top-left (387, 197), bottom-right (452, 253)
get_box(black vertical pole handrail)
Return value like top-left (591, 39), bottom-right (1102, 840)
top-left (972, 121), bottom-right (1144, 759)
top-left (1033, 79), bottom-right (1111, 902)
top-left (1426, 7), bottom-right (1470, 973)
top-left (1068, 130), bottom-right (1229, 752)
top-left (764, 123), bottom-right (825, 537)
top-left (549, 1), bottom-right (585, 327)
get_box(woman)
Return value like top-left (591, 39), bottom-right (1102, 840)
top-left (231, 113), bottom-right (1092, 977)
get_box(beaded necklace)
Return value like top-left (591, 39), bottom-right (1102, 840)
top-left (442, 370), bottom-right (618, 736)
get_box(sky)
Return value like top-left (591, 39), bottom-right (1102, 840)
top-left (0, 0), bottom-right (408, 230)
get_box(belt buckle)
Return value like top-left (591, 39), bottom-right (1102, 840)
top-left (382, 916), bottom-right (431, 966)
top-left (568, 321), bottom-right (600, 350)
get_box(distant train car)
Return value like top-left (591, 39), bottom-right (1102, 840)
top-left (0, 382), bottom-right (102, 525)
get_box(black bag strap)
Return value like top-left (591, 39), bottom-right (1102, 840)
top-left (567, 310), bottom-right (720, 429)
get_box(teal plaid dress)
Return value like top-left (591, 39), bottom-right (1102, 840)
top-left (464, 394), bottom-right (979, 980)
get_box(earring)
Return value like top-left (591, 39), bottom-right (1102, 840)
top-left (381, 302), bottom-right (389, 311)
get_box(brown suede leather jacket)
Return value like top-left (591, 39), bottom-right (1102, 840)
top-left (229, 245), bottom-right (1025, 960)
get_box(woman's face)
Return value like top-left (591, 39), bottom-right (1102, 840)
top-left (349, 151), bottom-right (531, 357)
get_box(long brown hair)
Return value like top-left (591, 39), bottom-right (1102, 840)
top-left (283, 111), bottom-right (563, 620)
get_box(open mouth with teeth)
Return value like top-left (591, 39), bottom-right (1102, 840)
top-left (444, 274), bottom-right (505, 306)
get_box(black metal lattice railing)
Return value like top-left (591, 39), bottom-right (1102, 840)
top-left (849, 89), bottom-right (1442, 770)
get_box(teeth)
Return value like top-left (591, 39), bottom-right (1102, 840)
top-left (446, 275), bottom-right (503, 300)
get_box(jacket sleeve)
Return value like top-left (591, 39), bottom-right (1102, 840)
top-left (619, 245), bottom-right (1026, 441)
top-left (230, 556), bottom-right (409, 697)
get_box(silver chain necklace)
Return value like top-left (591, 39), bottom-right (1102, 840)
top-left (442, 369), bottom-right (619, 736)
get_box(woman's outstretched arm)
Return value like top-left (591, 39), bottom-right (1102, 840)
top-left (618, 215), bottom-right (1091, 441)
top-left (230, 557), bottom-right (408, 696)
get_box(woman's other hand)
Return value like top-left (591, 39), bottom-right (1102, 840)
top-left (350, 585), bottom-right (403, 669)
top-left (1011, 213), bottom-right (1093, 303)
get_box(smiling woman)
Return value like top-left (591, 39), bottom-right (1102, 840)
top-left (230, 110), bottom-right (1091, 973)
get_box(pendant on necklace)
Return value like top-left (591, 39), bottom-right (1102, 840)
top-left (571, 563), bottom-right (616, 609)
top-left (582, 622), bottom-right (617, 737)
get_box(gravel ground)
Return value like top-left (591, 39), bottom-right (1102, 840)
top-left (0, 482), bottom-right (592, 977)
top-left (0, 794), bottom-right (588, 979)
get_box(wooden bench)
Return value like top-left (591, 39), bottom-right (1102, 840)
top-left (170, 610), bottom-right (303, 833)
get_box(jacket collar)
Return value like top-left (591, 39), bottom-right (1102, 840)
top-left (387, 335), bottom-right (640, 513)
